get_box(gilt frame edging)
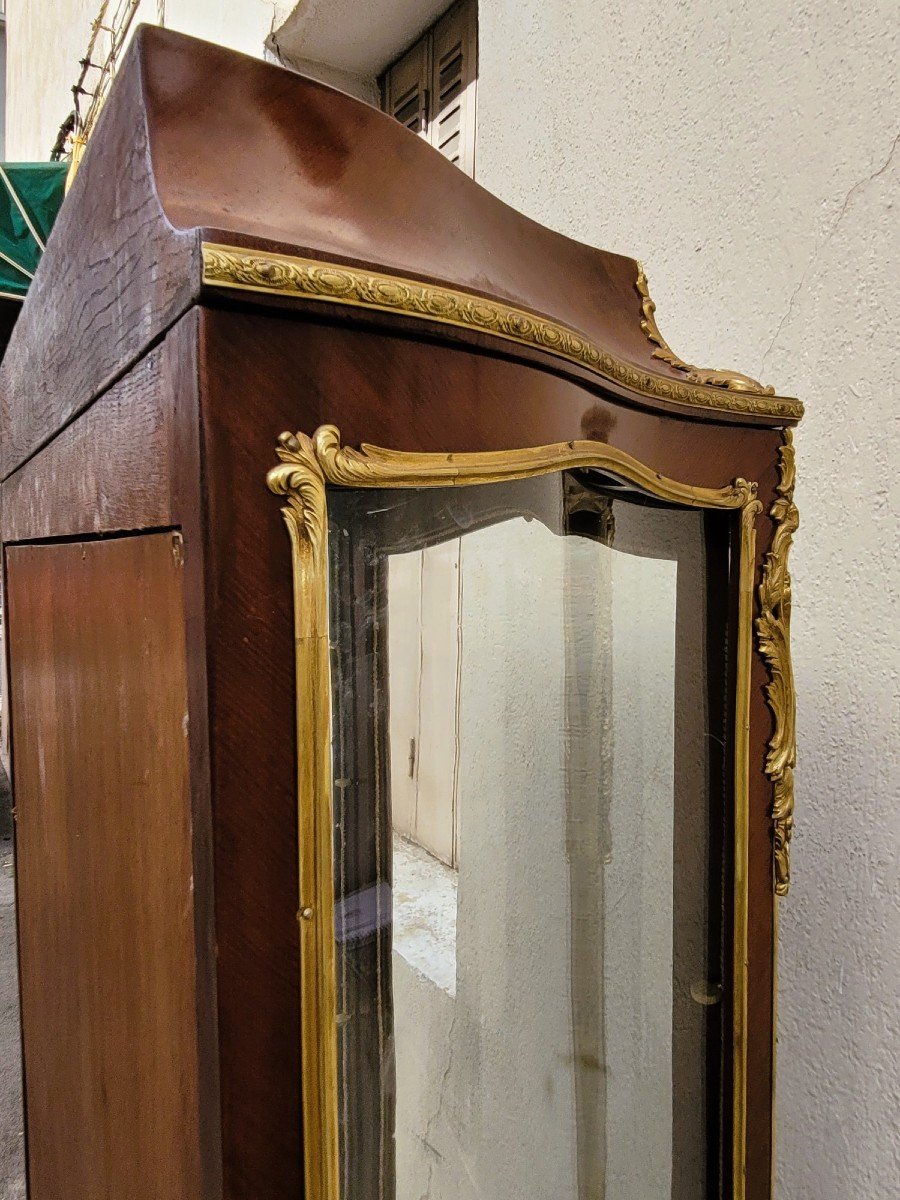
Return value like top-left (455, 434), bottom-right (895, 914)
top-left (203, 242), bottom-right (804, 422)
top-left (757, 430), bottom-right (799, 897)
top-left (268, 425), bottom-right (768, 1200)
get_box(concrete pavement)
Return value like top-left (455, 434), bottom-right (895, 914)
top-left (0, 843), bottom-right (24, 1199)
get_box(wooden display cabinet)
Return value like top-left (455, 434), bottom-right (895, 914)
top-left (0, 27), bottom-right (800, 1200)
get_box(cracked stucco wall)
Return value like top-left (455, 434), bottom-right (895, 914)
top-left (476, 2), bottom-right (899, 1195)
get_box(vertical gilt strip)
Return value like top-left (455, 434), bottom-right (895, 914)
top-left (757, 431), bottom-right (799, 896)
top-left (267, 433), bottom-right (340, 1200)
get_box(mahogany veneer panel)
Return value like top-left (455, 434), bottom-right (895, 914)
top-left (7, 533), bottom-right (202, 1200)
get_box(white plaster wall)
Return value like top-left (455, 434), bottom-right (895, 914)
top-left (3, 0), bottom-right (290, 160)
top-left (5, 0), bottom-right (101, 160)
top-left (474, 3), bottom-right (899, 1196)
top-left (268, 0), bottom-right (450, 77)
top-left (161, 0), bottom-right (290, 56)
top-left (0, 21), bottom-right (7, 160)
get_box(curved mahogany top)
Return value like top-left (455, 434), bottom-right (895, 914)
top-left (0, 26), bottom-right (797, 477)
top-left (146, 29), bottom-right (650, 371)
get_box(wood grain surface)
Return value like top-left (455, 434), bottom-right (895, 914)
top-left (1, 346), bottom-right (174, 543)
top-left (6, 533), bottom-right (202, 1199)
top-left (0, 28), bottom-right (198, 481)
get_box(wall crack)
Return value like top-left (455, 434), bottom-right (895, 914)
top-left (759, 129), bottom-right (899, 377)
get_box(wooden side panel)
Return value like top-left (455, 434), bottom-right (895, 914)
top-left (6, 533), bottom-right (202, 1200)
top-left (0, 30), bottom-right (197, 481)
top-left (1, 345), bottom-right (174, 544)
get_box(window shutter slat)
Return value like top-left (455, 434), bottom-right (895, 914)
top-left (429, 1), bottom-right (477, 176)
top-left (381, 1), bottom-right (477, 178)
top-left (382, 36), bottom-right (429, 136)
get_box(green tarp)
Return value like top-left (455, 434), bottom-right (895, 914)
top-left (0, 163), bottom-right (68, 300)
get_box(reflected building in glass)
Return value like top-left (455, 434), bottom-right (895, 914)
top-left (329, 474), bottom-right (731, 1200)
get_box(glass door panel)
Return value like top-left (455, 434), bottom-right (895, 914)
top-left (328, 472), bottom-right (731, 1200)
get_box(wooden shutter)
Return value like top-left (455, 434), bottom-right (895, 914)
top-left (429, 1), bottom-right (477, 175)
top-left (381, 34), bottom-right (429, 136)
top-left (380, 0), bottom-right (477, 177)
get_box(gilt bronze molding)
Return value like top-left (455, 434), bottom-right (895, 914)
top-left (635, 263), bottom-right (776, 397)
top-left (305, 423), bottom-right (758, 508)
top-left (757, 430), bottom-right (799, 896)
top-left (267, 436), bottom-right (339, 1200)
top-left (268, 425), bottom-right (762, 1200)
top-left (203, 243), bottom-right (802, 422)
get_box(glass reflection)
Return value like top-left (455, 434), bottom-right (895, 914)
top-left (328, 473), bottom-right (730, 1200)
